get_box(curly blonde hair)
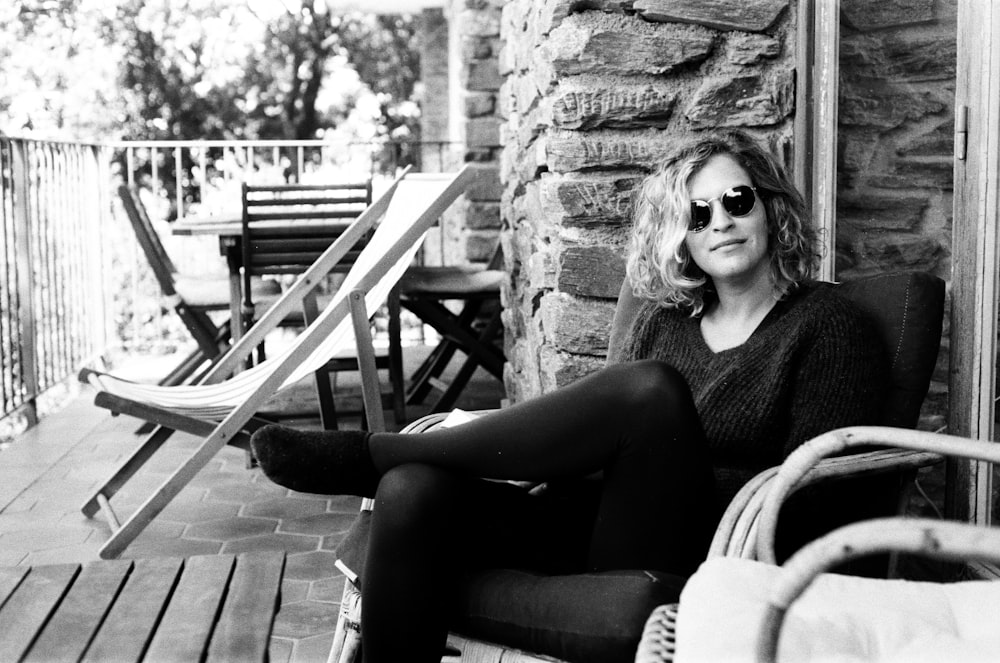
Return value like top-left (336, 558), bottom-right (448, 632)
top-left (626, 130), bottom-right (820, 314)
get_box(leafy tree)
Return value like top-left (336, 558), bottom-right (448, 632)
top-left (0, 0), bottom-right (123, 139)
top-left (1, 0), bottom-right (421, 145)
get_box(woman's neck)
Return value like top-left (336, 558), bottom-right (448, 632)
top-left (700, 278), bottom-right (778, 352)
top-left (711, 276), bottom-right (777, 320)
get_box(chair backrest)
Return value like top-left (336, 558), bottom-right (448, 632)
top-left (836, 270), bottom-right (945, 429)
top-left (119, 184), bottom-right (179, 293)
top-left (241, 181), bottom-right (373, 278)
top-left (780, 271), bottom-right (945, 570)
top-left (610, 270), bottom-right (946, 428)
top-left (118, 184), bottom-right (224, 354)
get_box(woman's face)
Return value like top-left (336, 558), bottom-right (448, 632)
top-left (683, 154), bottom-right (770, 288)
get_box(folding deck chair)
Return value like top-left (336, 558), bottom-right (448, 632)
top-left (240, 180), bottom-right (405, 425)
top-left (80, 166), bottom-right (485, 559)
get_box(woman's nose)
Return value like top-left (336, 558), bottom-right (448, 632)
top-left (708, 200), bottom-right (736, 230)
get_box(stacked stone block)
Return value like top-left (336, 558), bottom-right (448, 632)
top-left (499, 0), bottom-right (797, 402)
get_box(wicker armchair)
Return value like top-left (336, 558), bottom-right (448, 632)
top-left (638, 427), bottom-right (1000, 663)
top-left (328, 271), bottom-right (946, 663)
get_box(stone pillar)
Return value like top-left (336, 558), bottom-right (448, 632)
top-left (500, 0), bottom-right (796, 402)
top-left (450, 0), bottom-right (503, 266)
top-left (418, 7), bottom-right (453, 266)
top-left (420, 8), bottom-right (450, 171)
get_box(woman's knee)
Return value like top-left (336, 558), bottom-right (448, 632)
top-left (374, 463), bottom-right (460, 526)
top-left (612, 359), bottom-right (693, 414)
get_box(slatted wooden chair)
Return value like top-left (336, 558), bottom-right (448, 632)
top-left (119, 184), bottom-right (280, 386)
top-left (397, 244), bottom-right (506, 413)
top-left (241, 181), bottom-right (405, 426)
top-left (328, 270), bottom-right (946, 663)
top-left (79, 168), bottom-right (486, 559)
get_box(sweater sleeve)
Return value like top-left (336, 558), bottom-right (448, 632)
top-left (781, 299), bottom-right (889, 458)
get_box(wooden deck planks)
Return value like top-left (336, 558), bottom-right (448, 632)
top-left (0, 552), bottom-right (285, 662)
top-left (82, 557), bottom-right (184, 663)
top-left (0, 564), bottom-right (79, 661)
top-left (143, 554), bottom-right (236, 663)
top-left (0, 565), bottom-right (29, 608)
top-left (24, 559), bottom-right (133, 663)
top-left (207, 551), bottom-right (285, 662)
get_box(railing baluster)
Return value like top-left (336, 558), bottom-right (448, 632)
top-left (0, 140), bottom-right (13, 417)
top-left (151, 146), bottom-right (160, 201)
top-left (174, 146), bottom-right (183, 219)
top-left (11, 140), bottom-right (38, 427)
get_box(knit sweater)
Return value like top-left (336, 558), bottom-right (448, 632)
top-left (619, 282), bottom-right (889, 504)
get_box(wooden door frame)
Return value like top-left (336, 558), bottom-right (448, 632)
top-left (794, 0), bottom-right (839, 283)
top-left (949, 0), bottom-right (1000, 527)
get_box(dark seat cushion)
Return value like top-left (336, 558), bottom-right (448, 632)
top-left (453, 568), bottom-right (685, 663)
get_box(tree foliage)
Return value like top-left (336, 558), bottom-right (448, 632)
top-left (0, 0), bottom-right (421, 143)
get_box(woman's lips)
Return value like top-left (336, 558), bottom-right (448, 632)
top-left (711, 238), bottom-right (745, 251)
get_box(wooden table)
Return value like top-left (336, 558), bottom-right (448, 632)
top-left (0, 551), bottom-right (285, 662)
top-left (172, 215), bottom-right (347, 341)
top-left (172, 214), bottom-right (246, 341)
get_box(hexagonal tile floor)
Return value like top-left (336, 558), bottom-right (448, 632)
top-left (0, 343), bottom-right (504, 662)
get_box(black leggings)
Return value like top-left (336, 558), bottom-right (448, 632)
top-left (361, 359), bottom-right (719, 662)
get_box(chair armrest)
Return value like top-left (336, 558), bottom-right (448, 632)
top-left (398, 409), bottom-right (543, 494)
top-left (399, 409), bottom-right (501, 434)
top-left (708, 445), bottom-right (944, 559)
top-left (755, 426), bottom-right (1000, 563)
top-left (635, 603), bottom-right (679, 663)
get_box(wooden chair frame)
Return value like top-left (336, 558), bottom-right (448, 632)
top-left (239, 180), bottom-right (404, 426)
top-left (119, 185), bottom-right (236, 387)
top-left (399, 245), bottom-right (506, 414)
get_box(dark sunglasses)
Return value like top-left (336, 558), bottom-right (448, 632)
top-left (688, 185), bottom-right (758, 233)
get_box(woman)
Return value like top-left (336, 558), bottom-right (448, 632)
top-left (250, 130), bottom-right (889, 662)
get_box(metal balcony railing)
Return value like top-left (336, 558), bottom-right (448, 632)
top-left (0, 136), bottom-right (465, 439)
top-left (1, 137), bottom-right (112, 433)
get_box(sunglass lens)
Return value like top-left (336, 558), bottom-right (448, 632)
top-left (689, 201), bottom-right (711, 232)
top-left (722, 185), bottom-right (756, 216)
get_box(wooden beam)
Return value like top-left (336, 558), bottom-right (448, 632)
top-left (948, 0), bottom-right (1000, 524)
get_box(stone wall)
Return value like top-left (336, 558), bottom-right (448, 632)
top-left (834, 0), bottom-right (956, 430)
top-left (499, 0), bottom-right (797, 402)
